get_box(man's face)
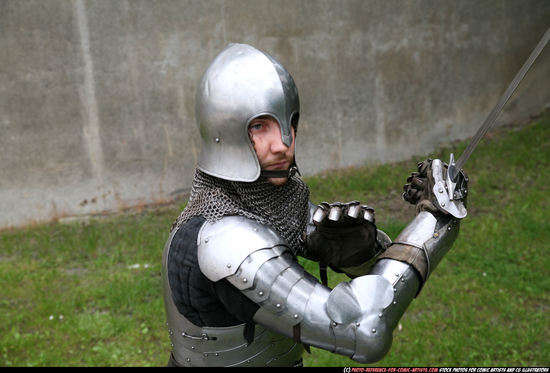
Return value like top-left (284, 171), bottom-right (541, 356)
top-left (248, 115), bottom-right (296, 186)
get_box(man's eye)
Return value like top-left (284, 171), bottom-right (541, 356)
top-left (250, 123), bottom-right (263, 131)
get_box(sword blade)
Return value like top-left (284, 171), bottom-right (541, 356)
top-left (453, 27), bottom-right (550, 177)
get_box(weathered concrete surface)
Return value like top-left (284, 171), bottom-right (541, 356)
top-left (1, 0), bottom-right (549, 228)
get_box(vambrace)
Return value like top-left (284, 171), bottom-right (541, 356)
top-left (376, 211), bottom-right (460, 286)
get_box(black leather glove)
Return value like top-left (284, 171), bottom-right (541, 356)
top-left (304, 201), bottom-right (379, 270)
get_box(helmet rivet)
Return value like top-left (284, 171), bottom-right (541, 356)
top-left (215, 137), bottom-right (220, 143)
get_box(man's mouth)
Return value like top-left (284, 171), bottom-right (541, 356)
top-left (266, 160), bottom-right (290, 170)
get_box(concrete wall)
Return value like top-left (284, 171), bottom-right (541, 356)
top-left (1, 0), bottom-right (549, 228)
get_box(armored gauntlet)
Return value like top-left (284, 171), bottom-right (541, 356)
top-left (402, 158), bottom-right (468, 218)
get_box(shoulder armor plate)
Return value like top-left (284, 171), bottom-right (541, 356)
top-left (197, 215), bottom-right (289, 282)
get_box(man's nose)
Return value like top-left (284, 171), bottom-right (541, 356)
top-left (269, 126), bottom-right (290, 153)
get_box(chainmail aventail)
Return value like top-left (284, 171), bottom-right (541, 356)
top-left (172, 169), bottom-right (310, 254)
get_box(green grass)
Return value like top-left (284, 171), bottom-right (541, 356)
top-left (1, 112), bottom-right (549, 366)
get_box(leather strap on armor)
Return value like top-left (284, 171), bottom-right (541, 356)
top-left (377, 211), bottom-right (460, 292)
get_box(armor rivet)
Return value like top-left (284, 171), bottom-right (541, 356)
top-left (401, 278), bottom-right (405, 282)
top-left (378, 313), bottom-right (383, 318)
top-left (205, 238), bottom-right (209, 243)
top-left (258, 291), bottom-right (264, 296)
top-left (215, 353), bottom-right (219, 356)
top-left (447, 226), bottom-right (452, 231)
top-left (170, 343), bottom-right (174, 347)
top-left (394, 288), bottom-right (397, 292)
top-left (355, 322), bottom-right (360, 327)
top-left (243, 278), bottom-right (248, 283)
top-left (247, 360), bottom-right (251, 364)
top-left (226, 264), bottom-right (231, 268)
top-left (395, 273), bottom-right (399, 277)
top-left (332, 322), bottom-right (337, 327)
top-left (441, 202), bottom-right (446, 207)
top-left (276, 303), bottom-right (281, 308)
top-left (393, 301), bottom-right (397, 305)
top-left (294, 314), bottom-right (299, 319)
top-left (204, 353), bottom-right (208, 357)
top-left (215, 137), bottom-right (220, 143)
top-left (186, 358), bottom-right (191, 362)
top-left (372, 328), bottom-right (377, 334)
top-left (191, 346), bottom-right (195, 350)
top-left (438, 188), bottom-right (443, 193)
top-left (433, 232), bottom-right (439, 238)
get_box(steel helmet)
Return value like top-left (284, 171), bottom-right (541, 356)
top-left (195, 43), bottom-right (300, 182)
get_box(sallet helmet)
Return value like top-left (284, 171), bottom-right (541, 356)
top-left (195, 43), bottom-right (300, 182)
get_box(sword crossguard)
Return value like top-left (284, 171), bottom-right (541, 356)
top-left (432, 157), bottom-right (467, 219)
top-left (446, 153), bottom-right (457, 201)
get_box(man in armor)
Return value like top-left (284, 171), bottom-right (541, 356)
top-left (162, 43), bottom-right (468, 366)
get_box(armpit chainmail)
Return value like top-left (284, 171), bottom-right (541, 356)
top-left (172, 169), bottom-right (310, 255)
